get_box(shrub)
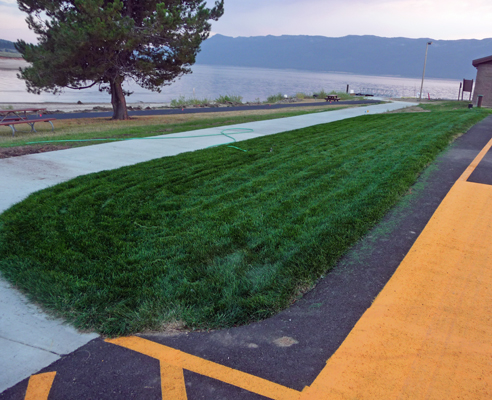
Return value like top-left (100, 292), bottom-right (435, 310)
top-left (266, 93), bottom-right (285, 103)
top-left (215, 94), bottom-right (243, 104)
top-left (170, 96), bottom-right (212, 107)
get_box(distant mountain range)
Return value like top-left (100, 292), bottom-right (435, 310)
top-left (0, 39), bottom-right (20, 54)
top-left (3, 35), bottom-right (490, 80)
top-left (196, 34), bottom-right (492, 80)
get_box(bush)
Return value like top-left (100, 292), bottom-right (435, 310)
top-left (170, 96), bottom-right (212, 107)
top-left (313, 89), bottom-right (329, 99)
top-left (266, 93), bottom-right (285, 103)
top-left (215, 94), bottom-right (243, 104)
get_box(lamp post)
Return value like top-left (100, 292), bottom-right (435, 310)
top-left (419, 41), bottom-right (432, 101)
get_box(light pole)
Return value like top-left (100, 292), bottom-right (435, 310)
top-left (419, 41), bottom-right (432, 101)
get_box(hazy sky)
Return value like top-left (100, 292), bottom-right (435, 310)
top-left (1, 0), bottom-right (491, 43)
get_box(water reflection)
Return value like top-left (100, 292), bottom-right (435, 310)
top-left (0, 65), bottom-right (460, 104)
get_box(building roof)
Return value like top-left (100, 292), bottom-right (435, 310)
top-left (473, 55), bottom-right (492, 67)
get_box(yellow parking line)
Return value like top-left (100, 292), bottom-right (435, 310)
top-left (300, 138), bottom-right (492, 399)
top-left (107, 336), bottom-right (304, 400)
top-left (458, 138), bottom-right (492, 182)
top-left (24, 372), bottom-right (56, 400)
top-left (160, 362), bottom-right (187, 400)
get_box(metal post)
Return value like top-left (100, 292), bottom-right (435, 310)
top-left (458, 82), bottom-right (462, 101)
top-left (419, 41), bottom-right (432, 102)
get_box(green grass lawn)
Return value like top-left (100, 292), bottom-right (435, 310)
top-left (419, 100), bottom-right (473, 111)
top-left (0, 110), bottom-right (488, 336)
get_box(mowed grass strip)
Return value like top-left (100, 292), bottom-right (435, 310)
top-left (0, 110), bottom-right (487, 336)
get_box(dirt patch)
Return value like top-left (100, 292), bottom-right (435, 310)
top-left (0, 144), bottom-right (71, 159)
top-left (142, 320), bottom-right (188, 337)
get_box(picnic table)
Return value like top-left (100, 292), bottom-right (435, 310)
top-left (324, 95), bottom-right (340, 102)
top-left (0, 108), bottom-right (56, 136)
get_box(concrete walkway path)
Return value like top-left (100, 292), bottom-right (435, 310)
top-left (0, 101), bottom-right (410, 212)
top-left (0, 100), bottom-right (414, 393)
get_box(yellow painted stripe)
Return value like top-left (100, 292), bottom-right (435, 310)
top-left (301, 143), bottom-right (492, 399)
top-left (458, 138), bottom-right (492, 182)
top-left (107, 337), bottom-right (302, 400)
top-left (160, 361), bottom-right (187, 400)
top-left (24, 372), bottom-right (56, 400)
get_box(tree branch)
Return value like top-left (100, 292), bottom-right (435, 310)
top-left (66, 81), bottom-right (100, 90)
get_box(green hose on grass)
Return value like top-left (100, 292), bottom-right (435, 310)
top-left (25, 128), bottom-right (254, 152)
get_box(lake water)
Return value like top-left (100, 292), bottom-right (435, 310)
top-left (0, 64), bottom-right (461, 104)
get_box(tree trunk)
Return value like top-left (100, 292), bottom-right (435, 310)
top-left (110, 78), bottom-right (129, 120)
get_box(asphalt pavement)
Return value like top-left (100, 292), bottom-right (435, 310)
top-left (44, 99), bottom-right (381, 120)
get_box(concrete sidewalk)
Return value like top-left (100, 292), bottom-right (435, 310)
top-left (0, 100), bottom-right (413, 393)
top-left (0, 101), bottom-right (411, 213)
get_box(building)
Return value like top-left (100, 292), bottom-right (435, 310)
top-left (472, 55), bottom-right (492, 107)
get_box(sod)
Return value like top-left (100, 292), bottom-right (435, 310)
top-left (0, 110), bottom-right (488, 336)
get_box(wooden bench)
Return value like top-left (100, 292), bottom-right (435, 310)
top-left (324, 95), bottom-right (340, 102)
top-left (0, 118), bottom-right (57, 136)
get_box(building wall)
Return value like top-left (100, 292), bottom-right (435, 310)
top-left (473, 62), bottom-right (492, 107)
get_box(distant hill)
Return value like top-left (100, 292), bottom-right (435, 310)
top-left (3, 35), bottom-right (489, 79)
top-left (197, 34), bottom-right (492, 80)
top-left (0, 39), bottom-right (21, 57)
top-left (0, 39), bottom-right (17, 51)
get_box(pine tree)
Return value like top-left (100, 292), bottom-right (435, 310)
top-left (15, 0), bottom-right (224, 119)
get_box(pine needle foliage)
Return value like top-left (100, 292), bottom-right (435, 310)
top-left (15, 0), bottom-right (224, 120)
